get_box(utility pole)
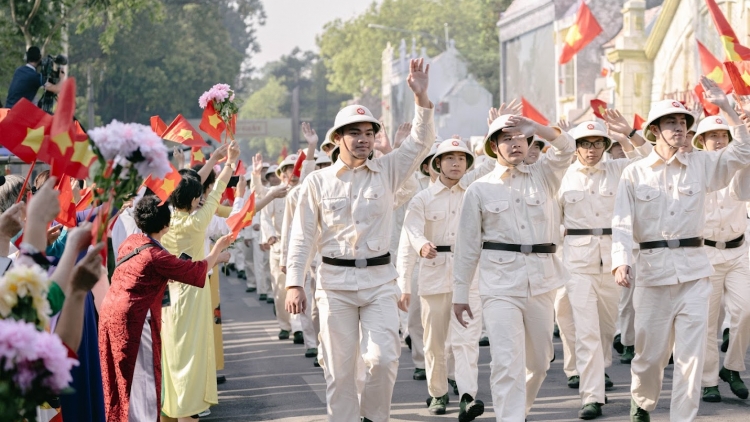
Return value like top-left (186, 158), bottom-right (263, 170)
top-left (291, 85), bottom-right (300, 152)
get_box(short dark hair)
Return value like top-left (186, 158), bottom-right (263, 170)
top-left (134, 195), bottom-right (171, 235)
top-left (335, 122), bottom-right (380, 138)
top-left (0, 175), bottom-right (23, 213)
top-left (26, 47), bottom-right (41, 63)
top-left (33, 170), bottom-right (50, 189)
top-left (191, 164), bottom-right (215, 193)
top-left (170, 171), bottom-right (203, 210)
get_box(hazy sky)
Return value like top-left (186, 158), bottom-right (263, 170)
top-left (252, 0), bottom-right (379, 70)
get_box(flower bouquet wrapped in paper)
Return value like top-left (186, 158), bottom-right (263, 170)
top-left (87, 121), bottom-right (170, 244)
top-left (199, 83), bottom-right (239, 142)
top-left (0, 262), bottom-right (77, 421)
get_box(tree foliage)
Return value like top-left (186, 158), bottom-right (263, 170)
top-left (317, 0), bottom-right (510, 102)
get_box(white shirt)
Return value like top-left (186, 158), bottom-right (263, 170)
top-left (702, 175), bottom-right (750, 263)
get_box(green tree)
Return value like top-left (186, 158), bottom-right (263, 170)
top-left (239, 75), bottom-right (287, 119)
top-left (317, 0), bottom-right (511, 102)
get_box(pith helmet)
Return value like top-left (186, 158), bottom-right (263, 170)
top-left (315, 152), bottom-right (332, 166)
top-left (276, 154), bottom-right (298, 177)
top-left (329, 105), bottom-right (381, 143)
top-left (419, 140), bottom-right (442, 176)
top-left (692, 115), bottom-right (732, 150)
top-left (643, 100), bottom-right (695, 143)
top-left (484, 115), bottom-right (534, 158)
top-left (321, 128), bottom-right (335, 150)
top-left (264, 165), bottom-right (278, 180)
top-left (573, 121), bottom-right (612, 151)
top-left (431, 139), bottom-right (475, 173)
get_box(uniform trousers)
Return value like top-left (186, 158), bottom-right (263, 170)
top-left (316, 281), bottom-right (401, 422)
top-left (554, 287), bottom-right (578, 378)
top-left (631, 278), bottom-right (710, 422)
top-left (420, 293), bottom-right (456, 398)
top-left (269, 248), bottom-right (291, 331)
top-left (238, 239), bottom-right (256, 288)
top-left (291, 272), bottom-right (318, 349)
top-left (451, 285), bottom-right (482, 398)
top-left (254, 243), bottom-right (271, 295)
top-left (408, 269), bottom-right (425, 369)
top-left (483, 290), bottom-right (555, 421)
top-left (566, 271), bottom-right (619, 405)
top-left (618, 264), bottom-right (636, 347)
top-left (702, 250), bottom-right (750, 387)
top-left (231, 244), bottom-right (245, 272)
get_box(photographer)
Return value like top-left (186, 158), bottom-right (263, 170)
top-left (5, 46), bottom-right (65, 109)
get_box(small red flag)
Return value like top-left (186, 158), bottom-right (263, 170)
top-left (226, 192), bottom-right (256, 239)
top-left (150, 116), bottom-right (167, 137)
top-left (234, 160), bottom-right (246, 177)
top-left (221, 187), bottom-right (235, 205)
top-left (697, 39), bottom-right (732, 93)
top-left (277, 146), bottom-right (288, 165)
top-left (76, 186), bottom-right (93, 212)
top-left (724, 61), bottom-right (750, 95)
top-left (590, 99), bottom-right (607, 119)
top-left (199, 102), bottom-right (226, 142)
top-left (694, 84), bottom-right (720, 116)
top-left (292, 151), bottom-right (306, 178)
top-left (559, 2), bottom-right (603, 65)
top-left (55, 177), bottom-right (77, 228)
top-left (0, 99), bottom-right (52, 163)
top-left (143, 163), bottom-right (182, 204)
top-left (190, 147), bottom-right (206, 166)
top-left (520, 97), bottom-right (549, 126)
top-left (633, 114), bottom-right (645, 131)
top-left (162, 115), bottom-right (208, 147)
top-left (705, 0), bottom-right (750, 61)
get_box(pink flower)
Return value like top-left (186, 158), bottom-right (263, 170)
top-left (199, 83), bottom-right (234, 109)
top-left (89, 121), bottom-right (170, 179)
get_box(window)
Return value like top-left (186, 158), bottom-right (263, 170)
top-left (559, 59), bottom-right (575, 98)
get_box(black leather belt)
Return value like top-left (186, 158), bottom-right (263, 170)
top-left (435, 245), bottom-right (453, 252)
top-left (639, 237), bottom-right (703, 250)
top-left (321, 253), bottom-right (391, 268)
top-left (704, 234), bottom-right (745, 250)
top-left (565, 228), bottom-right (612, 236)
top-left (482, 242), bottom-right (557, 254)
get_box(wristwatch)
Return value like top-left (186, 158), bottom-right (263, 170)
top-left (627, 129), bottom-right (637, 139)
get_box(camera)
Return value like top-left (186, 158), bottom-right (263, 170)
top-left (37, 54), bottom-right (68, 113)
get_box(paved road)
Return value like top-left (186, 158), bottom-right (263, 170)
top-left (204, 273), bottom-right (750, 421)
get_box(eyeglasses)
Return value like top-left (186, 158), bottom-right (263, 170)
top-left (578, 140), bottom-right (606, 149)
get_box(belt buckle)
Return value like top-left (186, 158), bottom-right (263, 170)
top-left (447, 245), bottom-right (454, 253)
top-left (667, 239), bottom-right (680, 249)
top-left (520, 245), bottom-right (533, 254)
top-left (592, 228), bottom-right (603, 236)
top-left (716, 241), bottom-right (727, 250)
top-left (354, 258), bottom-right (368, 268)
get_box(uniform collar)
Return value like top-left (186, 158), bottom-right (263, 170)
top-left (643, 148), bottom-right (689, 168)
top-left (428, 177), bottom-right (465, 195)
top-left (571, 158), bottom-right (604, 173)
top-left (331, 155), bottom-right (381, 176)
top-left (492, 160), bottom-right (530, 178)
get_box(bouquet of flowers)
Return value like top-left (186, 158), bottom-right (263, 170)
top-left (87, 120), bottom-right (171, 243)
top-left (0, 263), bottom-right (52, 330)
top-left (0, 318), bottom-right (78, 422)
top-left (199, 83), bottom-right (239, 141)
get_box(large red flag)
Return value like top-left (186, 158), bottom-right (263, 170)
top-left (162, 115), bottom-right (208, 147)
top-left (292, 151), bottom-right (306, 178)
top-left (143, 163), bottom-right (182, 204)
top-left (559, 2), bottom-right (603, 65)
top-left (694, 84), bottom-right (720, 116)
top-left (0, 99), bottom-right (52, 163)
top-left (590, 99), bottom-right (607, 119)
top-left (705, 0), bottom-right (750, 61)
top-left (633, 114), bottom-right (645, 131)
top-left (190, 147), bottom-right (206, 166)
top-left (520, 97), bottom-right (549, 125)
top-left (199, 102), bottom-right (226, 141)
top-left (226, 192), bottom-right (256, 239)
top-left (697, 39), bottom-right (732, 93)
top-left (723, 61), bottom-right (750, 95)
top-left (150, 116), bottom-right (167, 137)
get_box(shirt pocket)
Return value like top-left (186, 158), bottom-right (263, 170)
top-left (564, 235), bottom-right (594, 268)
top-left (525, 191), bottom-right (547, 223)
top-left (637, 247), bottom-right (668, 281)
top-left (677, 182), bottom-right (702, 213)
top-left (484, 200), bottom-right (510, 232)
top-left (321, 197), bottom-right (348, 226)
top-left (635, 185), bottom-right (661, 220)
top-left (366, 237), bottom-right (388, 255)
top-left (359, 184), bottom-right (387, 223)
top-left (421, 253), bottom-right (447, 269)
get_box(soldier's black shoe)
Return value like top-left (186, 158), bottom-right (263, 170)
top-left (458, 393), bottom-right (484, 422)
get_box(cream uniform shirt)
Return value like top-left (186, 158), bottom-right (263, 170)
top-left (452, 131), bottom-right (575, 303)
top-left (611, 124), bottom-right (750, 286)
top-left (558, 143), bottom-right (652, 274)
top-left (403, 158), bottom-right (495, 296)
top-left (703, 177), bottom-right (749, 263)
top-left (287, 105), bottom-right (435, 291)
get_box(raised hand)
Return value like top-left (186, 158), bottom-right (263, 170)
top-left (374, 124), bottom-right (393, 155)
top-left (498, 99), bottom-right (522, 116)
top-left (394, 122), bottom-right (412, 148)
top-left (211, 143), bottom-right (229, 163)
top-left (252, 152), bottom-right (263, 177)
top-left (556, 118), bottom-right (572, 133)
top-left (505, 115), bottom-right (536, 138)
top-left (301, 122), bottom-right (318, 147)
top-left (174, 146), bottom-right (185, 169)
top-left (0, 203), bottom-right (25, 239)
top-left (603, 109), bottom-right (632, 135)
top-left (487, 107), bottom-right (499, 127)
top-left (28, 178), bottom-right (60, 226)
top-left (700, 75), bottom-right (731, 112)
top-left (70, 243), bottom-right (104, 293)
top-left (227, 141), bottom-right (241, 164)
top-left (407, 58), bottom-right (430, 108)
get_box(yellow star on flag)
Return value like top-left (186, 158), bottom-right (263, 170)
top-left (162, 177), bottom-right (176, 193)
top-left (178, 128), bottom-right (194, 140)
top-left (565, 24), bottom-right (583, 46)
top-left (742, 71), bottom-right (750, 87)
top-left (242, 211), bottom-right (254, 224)
top-left (51, 132), bottom-right (73, 155)
top-left (208, 113), bottom-right (222, 129)
top-left (21, 126), bottom-right (45, 153)
top-left (193, 149), bottom-right (205, 162)
top-left (707, 66), bottom-right (724, 83)
top-left (71, 140), bottom-right (97, 166)
top-left (721, 35), bottom-right (741, 61)
top-left (598, 105), bottom-right (606, 116)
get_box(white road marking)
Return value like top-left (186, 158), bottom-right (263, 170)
top-left (301, 374), bottom-right (327, 404)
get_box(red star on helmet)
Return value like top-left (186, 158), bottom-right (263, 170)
top-left (452, 140), bottom-right (460, 146)
top-left (356, 108), bottom-right (365, 115)
top-left (716, 118), bottom-right (723, 124)
top-left (671, 101), bottom-right (681, 108)
top-left (587, 124), bottom-right (595, 130)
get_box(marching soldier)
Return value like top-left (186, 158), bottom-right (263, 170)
top-left (285, 58), bottom-right (434, 422)
top-left (557, 117), bottom-right (650, 419)
top-left (612, 77), bottom-right (750, 421)
top-left (452, 113), bottom-right (575, 420)
top-left (691, 116), bottom-right (750, 403)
